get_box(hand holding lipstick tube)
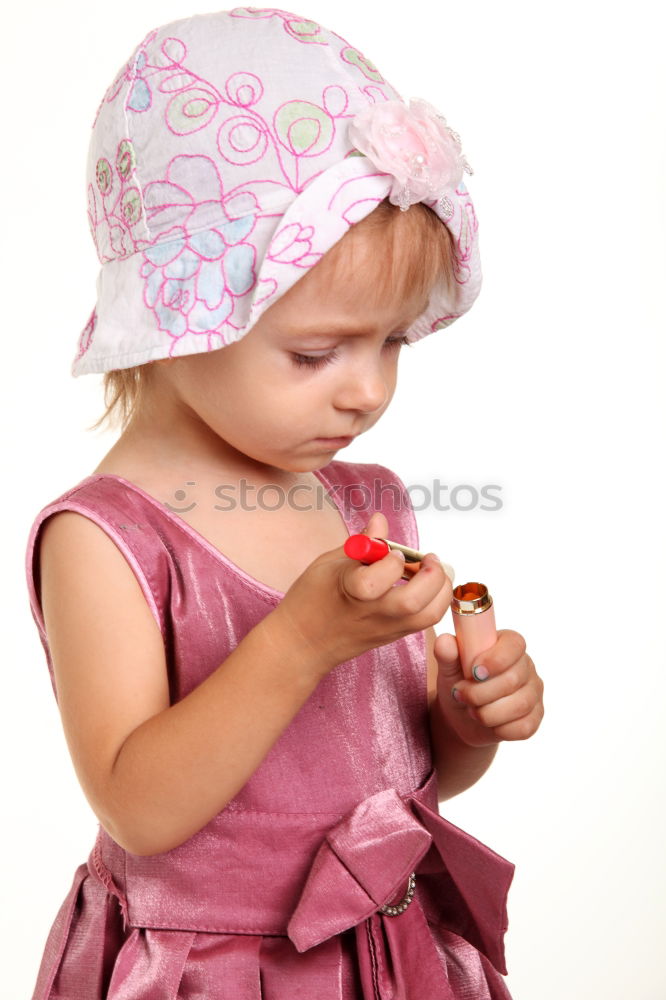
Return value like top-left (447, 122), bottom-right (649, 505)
top-left (451, 582), bottom-right (498, 681)
top-left (344, 534), bottom-right (497, 682)
top-left (343, 534), bottom-right (455, 584)
top-left (343, 523), bottom-right (541, 744)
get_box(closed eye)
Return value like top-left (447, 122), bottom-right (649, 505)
top-left (291, 335), bottom-right (412, 370)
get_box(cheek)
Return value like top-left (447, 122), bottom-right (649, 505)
top-left (382, 358), bottom-right (400, 397)
top-left (224, 366), bottom-right (302, 432)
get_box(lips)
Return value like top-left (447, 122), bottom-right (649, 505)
top-left (316, 435), bottom-right (355, 445)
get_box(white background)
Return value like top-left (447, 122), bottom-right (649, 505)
top-left (2, 1), bottom-right (665, 997)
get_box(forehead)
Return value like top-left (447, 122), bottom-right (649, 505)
top-left (270, 272), bottom-right (429, 341)
top-left (292, 223), bottom-right (433, 317)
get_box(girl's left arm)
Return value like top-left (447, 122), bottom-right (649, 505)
top-left (425, 625), bottom-right (545, 802)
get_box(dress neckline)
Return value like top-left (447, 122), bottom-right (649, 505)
top-left (78, 464), bottom-right (356, 601)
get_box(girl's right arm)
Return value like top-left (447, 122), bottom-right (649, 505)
top-left (38, 511), bottom-right (450, 857)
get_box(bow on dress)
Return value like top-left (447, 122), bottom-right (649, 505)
top-left (287, 786), bottom-right (515, 1000)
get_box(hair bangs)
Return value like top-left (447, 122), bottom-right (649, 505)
top-left (322, 199), bottom-right (456, 316)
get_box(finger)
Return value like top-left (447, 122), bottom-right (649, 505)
top-left (467, 679), bottom-right (542, 730)
top-left (457, 654), bottom-right (533, 708)
top-left (433, 632), bottom-right (459, 664)
top-left (321, 510), bottom-right (388, 563)
top-left (382, 553), bottom-right (452, 621)
top-left (464, 629), bottom-right (527, 680)
top-left (492, 701), bottom-right (545, 742)
top-left (341, 548), bottom-right (409, 602)
top-left (363, 511), bottom-right (389, 539)
top-left (431, 633), bottom-right (465, 696)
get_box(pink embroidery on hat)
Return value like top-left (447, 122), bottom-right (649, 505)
top-left (431, 314), bottom-right (460, 332)
top-left (225, 72), bottom-right (264, 108)
top-left (73, 309), bottom-right (97, 365)
top-left (340, 47), bottom-right (385, 83)
top-left (217, 114), bottom-right (270, 166)
top-left (90, 139), bottom-right (142, 263)
top-left (166, 87), bottom-right (220, 136)
top-left (322, 85), bottom-right (349, 118)
top-left (230, 8), bottom-right (329, 46)
top-left (275, 99), bottom-right (334, 157)
top-left (139, 155), bottom-right (259, 351)
top-left (449, 185), bottom-right (478, 285)
top-left (88, 23), bottom-right (372, 268)
top-left (267, 222), bottom-right (320, 268)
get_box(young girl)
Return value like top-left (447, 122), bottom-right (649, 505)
top-left (25, 8), bottom-right (544, 999)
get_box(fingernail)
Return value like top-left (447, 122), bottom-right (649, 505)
top-left (452, 687), bottom-right (464, 703)
top-left (394, 550), bottom-right (406, 561)
top-left (472, 664), bottom-right (489, 681)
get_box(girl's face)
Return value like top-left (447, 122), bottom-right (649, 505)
top-left (149, 227), bottom-right (432, 477)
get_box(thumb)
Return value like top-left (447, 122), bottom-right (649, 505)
top-left (363, 511), bottom-right (389, 540)
top-left (433, 633), bottom-right (464, 685)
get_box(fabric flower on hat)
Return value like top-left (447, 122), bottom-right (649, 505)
top-left (348, 97), bottom-right (473, 212)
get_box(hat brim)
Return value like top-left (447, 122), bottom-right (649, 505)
top-left (72, 154), bottom-right (481, 377)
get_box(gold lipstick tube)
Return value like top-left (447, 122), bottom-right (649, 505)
top-left (378, 539), bottom-right (455, 584)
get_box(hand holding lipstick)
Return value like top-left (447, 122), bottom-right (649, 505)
top-left (270, 511), bottom-right (451, 676)
top-left (343, 517), bottom-right (545, 748)
top-left (343, 533), bottom-right (455, 584)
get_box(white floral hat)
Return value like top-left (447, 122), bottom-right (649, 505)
top-left (73, 6), bottom-right (482, 376)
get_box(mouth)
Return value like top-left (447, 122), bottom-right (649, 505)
top-left (314, 435), bottom-right (356, 447)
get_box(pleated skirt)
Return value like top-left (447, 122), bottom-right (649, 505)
top-left (31, 861), bottom-right (513, 1000)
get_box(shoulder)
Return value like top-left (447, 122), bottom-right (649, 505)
top-left (36, 508), bottom-right (164, 643)
top-left (322, 459), bottom-right (418, 547)
top-left (25, 477), bottom-right (168, 647)
top-left (321, 458), bottom-right (411, 494)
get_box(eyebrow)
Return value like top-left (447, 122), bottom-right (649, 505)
top-left (288, 319), bottom-right (417, 339)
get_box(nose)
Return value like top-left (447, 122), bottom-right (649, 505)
top-left (333, 359), bottom-right (390, 415)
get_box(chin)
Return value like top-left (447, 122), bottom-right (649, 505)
top-left (292, 458), bottom-right (332, 472)
top-left (287, 454), bottom-right (338, 473)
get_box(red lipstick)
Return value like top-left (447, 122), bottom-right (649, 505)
top-left (344, 534), bottom-right (454, 583)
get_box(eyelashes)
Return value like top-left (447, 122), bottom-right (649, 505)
top-left (291, 335), bottom-right (411, 370)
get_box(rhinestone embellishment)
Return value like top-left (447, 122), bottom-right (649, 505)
top-left (437, 195), bottom-right (454, 220)
top-left (397, 184), bottom-right (412, 212)
top-left (378, 872), bottom-right (417, 916)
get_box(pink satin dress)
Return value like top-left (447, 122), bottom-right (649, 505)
top-left (24, 459), bottom-right (515, 1000)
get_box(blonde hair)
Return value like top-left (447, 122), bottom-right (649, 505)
top-left (88, 198), bottom-right (456, 434)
